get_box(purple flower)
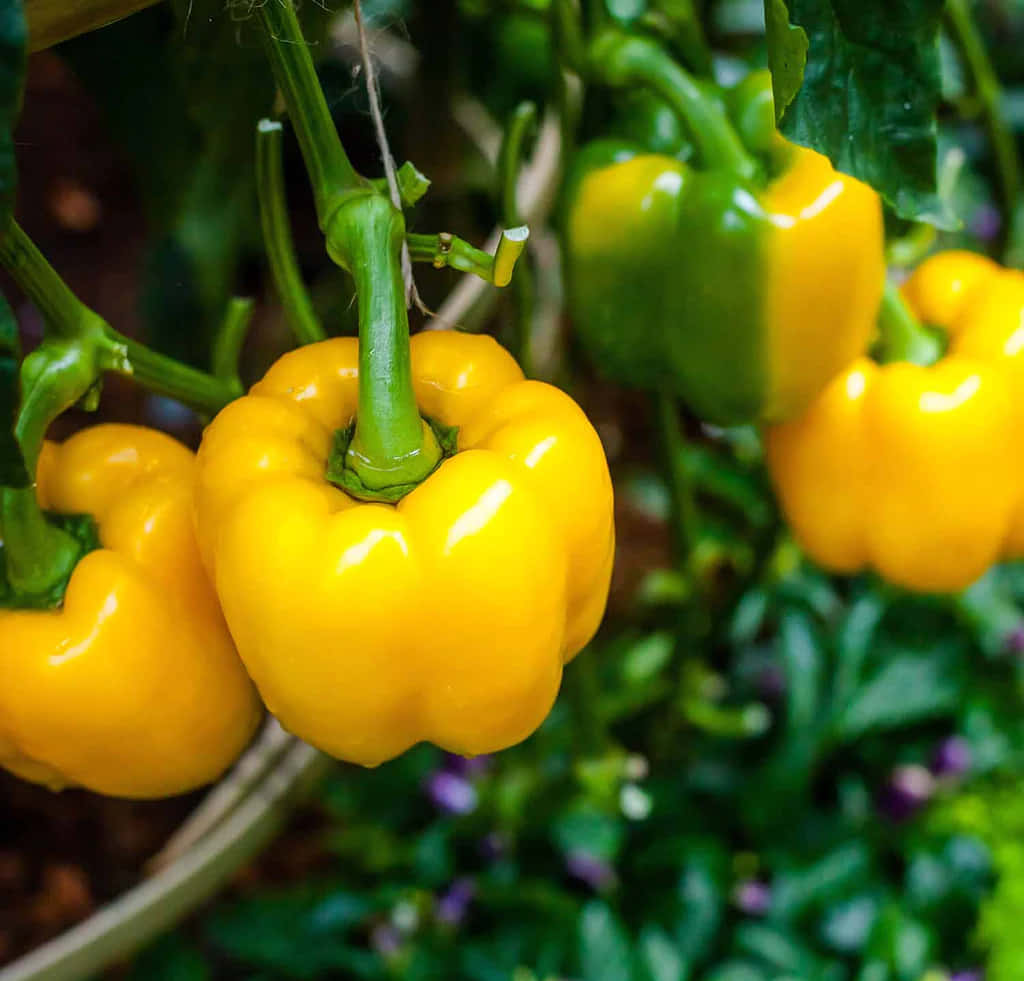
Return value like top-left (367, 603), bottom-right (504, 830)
top-left (878, 764), bottom-right (935, 822)
top-left (931, 736), bottom-right (972, 779)
top-left (951, 971), bottom-right (984, 981)
top-left (425, 771), bottom-right (478, 815)
top-left (566, 849), bottom-right (616, 892)
top-left (443, 753), bottom-right (492, 779)
top-left (733, 879), bottom-right (772, 916)
top-left (436, 877), bottom-right (476, 927)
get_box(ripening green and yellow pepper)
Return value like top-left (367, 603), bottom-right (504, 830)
top-left (194, 331), bottom-right (615, 767)
top-left (767, 251), bottom-right (1024, 593)
top-left (564, 71), bottom-right (885, 425)
top-left (0, 425), bottom-right (262, 796)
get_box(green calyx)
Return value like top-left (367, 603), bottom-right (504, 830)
top-left (326, 417), bottom-right (458, 504)
top-left (0, 508), bottom-right (100, 610)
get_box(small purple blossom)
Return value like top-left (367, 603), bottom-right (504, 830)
top-left (931, 736), bottom-right (972, 779)
top-left (443, 753), bottom-right (492, 779)
top-left (370, 923), bottom-right (402, 956)
top-left (733, 879), bottom-right (772, 916)
top-left (878, 764), bottom-right (935, 822)
top-left (425, 771), bottom-right (478, 815)
top-left (566, 849), bottom-right (616, 892)
top-left (436, 877), bottom-right (476, 926)
top-left (951, 971), bottom-right (984, 981)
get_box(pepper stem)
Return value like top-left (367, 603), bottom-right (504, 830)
top-left (327, 195), bottom-right (441, 493)
top-left (589, 32), bottom-right (757, 180)
top-left (255, 0), bottom-right (368, 227)
top-left (877, 282), bottom-right (944, 366)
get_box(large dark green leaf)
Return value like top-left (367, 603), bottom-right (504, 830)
top-left (0, 0), bottom-right (25, 488)
top-left (764, 0), bottom-right (949, 225)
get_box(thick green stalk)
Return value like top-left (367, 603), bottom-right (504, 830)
top-left (590, 32), bottom-right (757, 180)
top-left (0, 221), bottom-right (237, 416)
top-left (877, 282), bottom-right (944, 366)
top-left (255, 0), bottom-right (367, 226)
top-left (327, 196), bottom-right (440, 491)
top-left (0, 222), bottom-right (92, 340)
top-left (256, 119), bottom-right (326, 346)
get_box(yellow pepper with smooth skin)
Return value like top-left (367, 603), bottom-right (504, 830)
top-left (195, 332), bottom-right (614, 767)
top-left (766, 251), bottom-right (1024, 593)
top-left (0, 425), bottom-right (262, 796)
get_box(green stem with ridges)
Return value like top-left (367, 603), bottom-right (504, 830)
top-left (327, 196), bottom-right (440, 492)
top-left (256, 119), bottom-right (326, 346)
top-left (255, 0), bottom-right (369, 227)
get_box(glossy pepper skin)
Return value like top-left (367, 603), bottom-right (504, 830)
top-left (0, 425), bottom-right (262, 797)
top-left (766, 251), bottom-right (1024, 593)
top-left (564, 81), bottom-right (885, 425)
top-left (194, 332), bottom-right (614, 767)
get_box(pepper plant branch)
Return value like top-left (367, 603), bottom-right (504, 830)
top-left (0, 221), bottom-right (239, 416)
top-left (406, 228), bottom-right (529, 287)
top-left (211, 298), bottom-right (254, 398)
top-left (351, 0), bottom-right (423, 313)
top-left (256, 119), bottom-right (326, 346)
top-left (498, 102), bottom-right (539, 372)
top-left (590, 32), bottom-right (757, 180)
top-left (255, 0), bottom-right (369, 226)
top-left (945, 0), bottom-right (1021, 260)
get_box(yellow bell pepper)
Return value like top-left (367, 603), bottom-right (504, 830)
top-left (766, 251), bottom-right (1024, 593)
top-left (195, 332), bottom-right (615, 766)
top-left (0, 425), bottom-right (262, 797)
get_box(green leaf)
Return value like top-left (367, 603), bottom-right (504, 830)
top-left (764, 0), bottom-right (808, 123)
top-left (637, 926), bottom-right (686, 981)
top-left (834, 653), bottom-right (961, 741)
top-left (765, 0), bottom-right (950, 226)
top-left (578, 901), bottom-right (634, 981)
top-left (0, 293), bottom-right (27, 487)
